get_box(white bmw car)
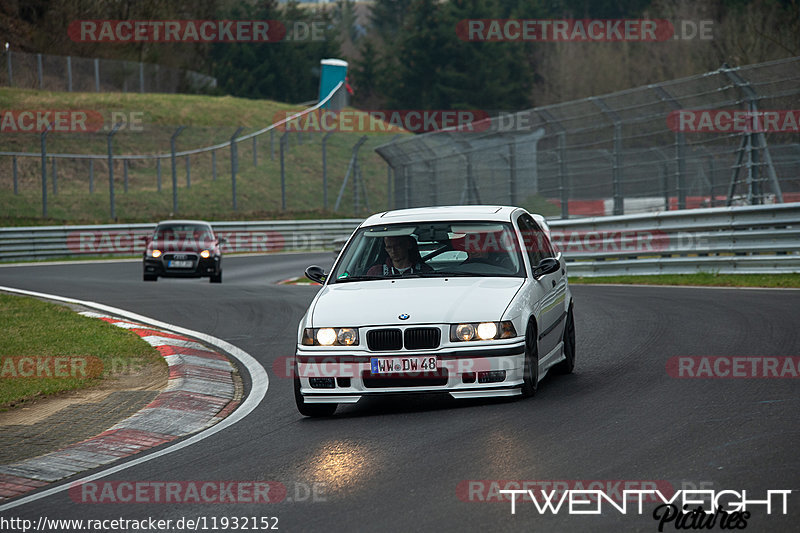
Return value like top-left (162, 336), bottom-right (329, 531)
top-left (294, 205), bottom-right (575, 417)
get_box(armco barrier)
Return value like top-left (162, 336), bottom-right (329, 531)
top-left (0, 220), bottom-right (362, 262)
top-left (1, 205), bottom-right (799, 275)
top-left (551, 202), bottom-right (800, 276)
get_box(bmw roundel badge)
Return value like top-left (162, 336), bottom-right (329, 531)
top-left (399, 313), bottom-right (410, 320)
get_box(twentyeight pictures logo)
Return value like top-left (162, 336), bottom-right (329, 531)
top-left (68, 20), bottom-right (286, 42)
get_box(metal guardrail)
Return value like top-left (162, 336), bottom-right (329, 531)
top-left (549, 203), bottom-right (800, 276)
top-left (1, 205), bottom-right (799, 276)
top-left (0, 220), bottom-right (362, 262)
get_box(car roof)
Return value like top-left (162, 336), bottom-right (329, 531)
top-left (361, 205), bottom-right (525, 226)
top-left (155, 220), bottom-right (212, 227)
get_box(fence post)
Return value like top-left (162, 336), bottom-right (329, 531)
top-left (334, 136), bottom-right (368, 212)
top-left (41, 124), bottom-right (52, 217)
top-left (508, 141), bottom-right (517, 207)
top-left (387, 164), bottom-right (392, 209)
top-left (12, 155), bottom-right (18, 195)
top-left (652, 86), bottom-right (687, 210)
top-left (51, 157), bottom-right (57, 195)
top-left (280, 132), bottom-right (288, 210)
top-left (6, 50), bottom-right (12, 87)
top-left (185, 155), bottom-right (191, 188)
top-left (211, 150), bottom-right (217, 181)
top-left (156, 158), bottom-right (162, 191)
top-left (558, 133), bottom-right (570, 218)
top-left (591, 98), bottom-right (623, 215)
top-left (270, 129), bottom-right (275, 160)
top-left (170, 126), bottom-right (186, 214)
top-left (37, 53), bottom-right (43, 89)
top-left (94, 58), bottom-right (100, 92)
top-left (67, 56), bottom-right (72, 92)
top-left (676, 133), bottom-right (686, 209)
top-left (89, 159), bottom-right (94, 194)
top-left (230, 126), bottom-right (244, 211)
top-left (427, 160), bottom-right (437, 206)
top-left (139, 62), bottom-right (144, 93)
top-left (123, 159), bottom-right (129, 193)
top-left (107, 122), bottom-right (124, 219)
top-left (708, 153), bottom-right (717, 206)
top-left (322, 131), bottom-right (333, 210)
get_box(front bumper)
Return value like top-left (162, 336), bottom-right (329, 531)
top-left (143, 254), bottom-right (221, 278)
top-left (295, 342), bottom-right (526, 404)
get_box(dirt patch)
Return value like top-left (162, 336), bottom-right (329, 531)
top-left (0, 360), bottom-right (166, 428)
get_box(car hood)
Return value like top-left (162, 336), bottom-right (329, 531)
top-left (311, 277), bottom-right (524, 327)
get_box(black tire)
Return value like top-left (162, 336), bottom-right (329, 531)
top-left (210, 272), bottom-right (222, 283)
top-left (520, 319), bottom-right (539, 398)
top-left (294, 374), bottom-right (337, 417)
top-left (553, 305), bottom-right (576, 375)
top-left (143, 273), bottom-right (157, 282)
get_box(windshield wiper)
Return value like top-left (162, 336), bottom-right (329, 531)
top-left (411, 271), bottom-right (484, 277)
top-left (332, 275), bottom-right (385, 283)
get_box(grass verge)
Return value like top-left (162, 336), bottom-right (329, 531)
top-left (569, 273), bottom-right (800, 288)
top-left (0, 293), bottom-right (165, 410)
top-left (0, 87), bottom-right (408, 225)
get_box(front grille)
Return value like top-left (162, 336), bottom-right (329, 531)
top-left (404, 328), bottom-right (441, 350)
top-left (367, 329), bottom-right (403, 351)
top-left (362, 368), bottom-right (448, 388)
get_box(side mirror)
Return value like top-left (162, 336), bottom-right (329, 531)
top-left (533, 257), bottom-right (559, 278)
top-left (218, 237), bottom-right (228, 246)
top-left (305, 265), bottom-right (327, 284)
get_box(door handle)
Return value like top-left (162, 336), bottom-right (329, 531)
top-left (551, 280), bottom-right (556, 287)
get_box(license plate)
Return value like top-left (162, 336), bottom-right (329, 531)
top-left (168, 260), bottom-right (193, 268)
top-left (370, 356), bottom-right (438, 374)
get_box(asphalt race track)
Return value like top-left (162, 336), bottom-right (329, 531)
top-left (1, 253), bottom-right (798, 532)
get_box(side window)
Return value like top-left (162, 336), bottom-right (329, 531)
top-left (517, 214), bottom-right (553, 267)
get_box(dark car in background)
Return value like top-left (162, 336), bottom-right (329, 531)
top-left (143, 220), bottom-right (224, 283)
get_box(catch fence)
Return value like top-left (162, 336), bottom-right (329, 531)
top-left (375, 56), bottom-right (800, 218)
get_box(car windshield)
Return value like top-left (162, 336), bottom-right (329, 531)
top-left (153, 224), bottom-right (214, 244)
top-left (330, 221), bottom-right (524, 282)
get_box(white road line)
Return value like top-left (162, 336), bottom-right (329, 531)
top-left (574, 282), bottom-right (800, 291)
top-left (0, 285), bottom-right (269, 512)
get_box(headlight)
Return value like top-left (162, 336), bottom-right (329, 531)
top-left (450, 321), bottom-right (516, 342)
top-left (454, 323), bottom-right (475, 341)
top-left (151, 249), bottom-right (162, 258)
top-left (302, 327), bottom-right (360, 346)
top-left (200, 249), bottom-right (211, 259)
top-left (476, 322), bottom-right (497, 340)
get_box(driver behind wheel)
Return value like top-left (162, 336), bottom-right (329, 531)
top-left (367, 236), bottom-right (433, 276)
